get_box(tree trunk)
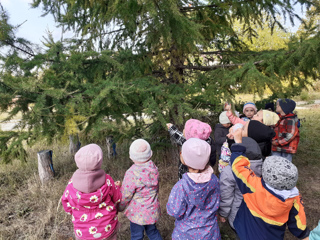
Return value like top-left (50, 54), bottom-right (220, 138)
top-left (69, 134), bottom-right (80, 155)
top-left (37, 150), bottom-right (55, 184)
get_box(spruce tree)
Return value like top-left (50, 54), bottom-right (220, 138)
top-left (0, 1), bottom-right (319, 163)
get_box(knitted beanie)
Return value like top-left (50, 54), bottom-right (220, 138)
top-left (182, 138), bottom-right (211, 170)
top-left (264, 102), bottom-right (275, 112)
top-left (129, 139), bottom-right (153, 163)
top-left (262, 156), bottom-right (298, 190)
top-left (219, 111), bottom-right (231, 124)
top-left (184, 119), bottom-right (212, 140)
top-left (247, 120), bottom-right (275, 143)
top-left (262, 110), bottom-right (280, 126)
top-left (278, 99), bottom-right (296, 114)
top-left (243, 102), bottom-right (257, 113)
top-left (72, 144), bottom-right (106, 193)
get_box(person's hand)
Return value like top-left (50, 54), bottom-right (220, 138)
top-left (224, 102), bottom-right (232, 111)
top-left (227, 132), bottom-right (234, 139)
top-left (115, 181), bottom-right (121, 187)
top-left (166, 123), bottom-right (173, 129)
top-left (233, 128), bottom-right (243, 144)
top-left (218, 215), bottom-right (226, 223)
top-left (302, 237), bottom-right (309, 240)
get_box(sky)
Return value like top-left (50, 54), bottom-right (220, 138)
top-left (1, 0), bottom-right (69, 45)
top-left (1, 0), bottom-right (307, 46)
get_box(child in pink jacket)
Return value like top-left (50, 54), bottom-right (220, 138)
top-left (119, 139), bottom-right (162, 240)
top-left (225, 102), bottom-right (279, 127)
top-left (61, 144), bottom-right (122, 240)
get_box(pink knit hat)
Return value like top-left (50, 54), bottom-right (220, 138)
top-left (181, 138), bottom-right (211, 170)
top-left (184, 119), bottom-right (212, 140)
top-left (243, 102), bottom-right (257, 113)
top-left (72, 144), bottom-right (106, 193)
top-left (129, 139), bottom-right (153, 163)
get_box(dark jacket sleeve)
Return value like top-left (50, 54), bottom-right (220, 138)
top-left (214, 125), bottom-right (228, 146)
top-left (207, 137), bottom-right (216, 166)
top-left (287, 195), bottom-right (310, 239)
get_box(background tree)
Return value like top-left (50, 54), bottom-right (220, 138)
top-left (297, 0), bottom-right (320, 37)
top-left (0, 0), bottom-right (320, 163)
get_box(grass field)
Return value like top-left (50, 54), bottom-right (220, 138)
top-left (0, 106), bottom-right (319, 240)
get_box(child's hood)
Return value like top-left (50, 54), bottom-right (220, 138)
top-left (242, 137), bottom-right (262, 160)
top-left (181, 173), bottom-right (219, 209)
top-left (65, 175), bottom-right (116, 208)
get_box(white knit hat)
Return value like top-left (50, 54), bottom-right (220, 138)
top-left (219, 111), bottom-right (231, 124)
top-left (129, 139), bottom-right (153, 163)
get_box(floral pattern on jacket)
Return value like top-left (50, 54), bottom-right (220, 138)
top-left (119, 160), bottom-right (160, 225)
top-left (61, 174), bottom-right (121, 240)
top-left (166, 173), bottom-right (221, 240)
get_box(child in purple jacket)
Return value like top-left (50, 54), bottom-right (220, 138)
top-left (119, 139), bottom-right (162, 240)
top-left (167, 138), bottom-right (221, 240)
top-left (61, 144), bottom-right (122, 240)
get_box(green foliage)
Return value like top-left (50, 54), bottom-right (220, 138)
top-left (0, 1), bottom-right (320, 163)
top-left (234, 16), bottom-right (291, 51)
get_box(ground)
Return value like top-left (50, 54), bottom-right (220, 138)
top-left (0, 102), bottom-right (319, 240)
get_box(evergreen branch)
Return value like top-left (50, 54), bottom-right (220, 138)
top-left (179, 4), bottom-right (219, 12)
top-left (178, 60), bottom-right (263, 71)
top-left (3, 40), bottom-right (35, 57)
top-left (99, 28), bottom-right (126, 36)
top-left (199, 50), bottom-right (262, 57)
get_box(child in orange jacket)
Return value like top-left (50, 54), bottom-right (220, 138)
top-left (228, 129), bottom-right (310, 240)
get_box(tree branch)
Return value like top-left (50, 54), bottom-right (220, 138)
top-left (4, 40), bottom-right (35, 57)
top-left (180, 4), bottom-right (219, 12)
top-left (178, 60), bottom-right (263, 71)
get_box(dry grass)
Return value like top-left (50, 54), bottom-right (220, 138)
top-left (1, 107), bottom-right (320, 240)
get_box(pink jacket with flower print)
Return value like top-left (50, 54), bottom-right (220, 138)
top-left (61, 174), bottom-right (121, 240)
top-left (119, 160), bottom-right (161, 225)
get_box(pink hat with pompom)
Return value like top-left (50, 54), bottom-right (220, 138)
top-left (184, 119), bottom-right (212, 140)
top-left (129, 139), bottom-right (153, 163)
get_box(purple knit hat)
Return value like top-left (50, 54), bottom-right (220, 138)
top-left (182, 138), bottom-right (211, 170)
top-left (184, 119), bottom-right (212, 140)
top-left (72, 144), bottom-right (106, 193)
top-left (243, 102), bottom-right (257, 113)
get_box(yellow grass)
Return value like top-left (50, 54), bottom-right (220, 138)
top-left (1, 101), bottom-right (320, 240)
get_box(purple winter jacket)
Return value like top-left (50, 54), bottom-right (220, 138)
top-left (166, 172), bottom-right (221, 240)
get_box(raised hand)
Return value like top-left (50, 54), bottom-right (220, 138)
top-left (233, 128), bottom-right (243, 144)
top-left (224, 102), bottom-right (232, 111)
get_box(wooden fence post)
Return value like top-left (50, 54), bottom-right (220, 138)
top-left (69, 134), bottom-right (80, 155)
top-left (106, 136), bottom-right (112, 159)
top-left (37, 150), bottom-right (55, 184)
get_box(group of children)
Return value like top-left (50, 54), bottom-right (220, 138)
top-left (61, 98), bottom-right (319, 240)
